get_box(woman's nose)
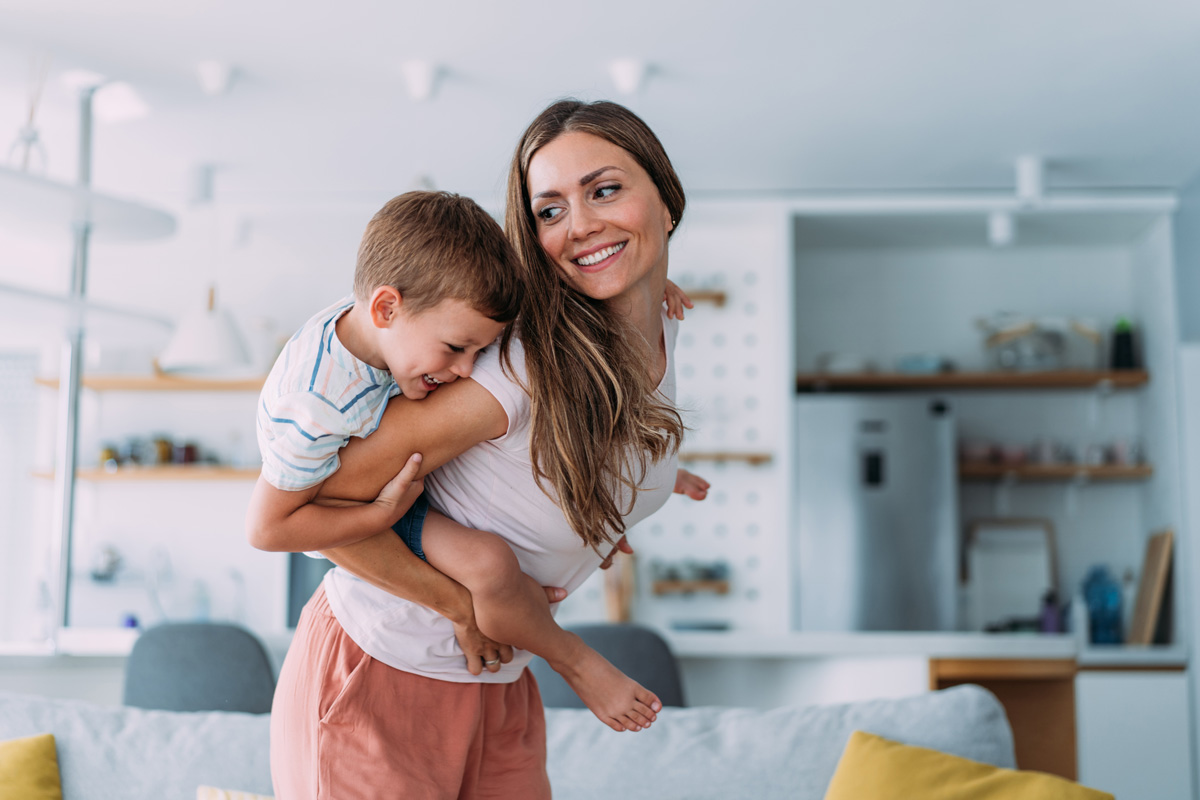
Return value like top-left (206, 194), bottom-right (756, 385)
top-left (568, 204), bottom-right (602, 239)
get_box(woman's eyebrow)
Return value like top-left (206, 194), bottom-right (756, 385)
top-left (578, 166), bottom-right (619, 185)
top-left (531, 166), bottom-right (622, 201)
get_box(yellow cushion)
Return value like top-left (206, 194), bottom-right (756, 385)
top-left (0, 733), bottom-right (62, 800)
top-left (196, 786), bottom-right (274, 800)
top-left (824, 730), bottom-right (1114, 800)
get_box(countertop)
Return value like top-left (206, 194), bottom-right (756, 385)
top-left (0, 628), bottom-right (1187, 669)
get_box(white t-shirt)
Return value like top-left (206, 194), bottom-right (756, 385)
top-left (323, 312), bottom-right (679, 683)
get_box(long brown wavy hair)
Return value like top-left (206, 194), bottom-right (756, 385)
top-left (503, 99), bottom-right (686, 552)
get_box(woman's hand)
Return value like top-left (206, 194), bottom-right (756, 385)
top-left (453, 615), bottom-right (514, 675)
top-left (451, 584), bottom-right (568, 674)
top-left (674, 468), bottom-right (710, 500)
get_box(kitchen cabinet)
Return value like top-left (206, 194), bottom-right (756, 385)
top-left (1076, 670), bottom-right (1194, 799)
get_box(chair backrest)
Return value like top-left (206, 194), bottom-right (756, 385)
top-left (122, 622), bottom-right (276, 713)
top-left (529, 623), bottom-right (686, 708)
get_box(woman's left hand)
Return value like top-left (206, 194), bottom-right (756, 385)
top-left (674, 468), bottom-right (710, 500)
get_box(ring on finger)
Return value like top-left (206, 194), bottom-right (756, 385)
top-left (484, 658), bottom-right (501, 666)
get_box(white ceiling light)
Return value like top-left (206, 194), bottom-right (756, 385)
top-left (608, 58), bottom-right (650, 95)
top-left (400, 60), bottom-right (440, 101)
top-left (197, 61), bottom-right (238, 96)
top-left (157, 286), bottom-right (250, 375)
top-left (1015, 155), bottom-right (1044, 205)
top-left (988, 211), bottom-right (1015, 247)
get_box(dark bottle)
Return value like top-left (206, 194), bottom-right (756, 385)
top-left (1111, 318), bottom-right (1137, 370)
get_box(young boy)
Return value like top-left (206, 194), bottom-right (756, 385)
top-left (247, 190), bottom-right (701, 730)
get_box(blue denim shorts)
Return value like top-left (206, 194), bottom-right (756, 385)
top-left (391, 492), bottom-right (430, 562)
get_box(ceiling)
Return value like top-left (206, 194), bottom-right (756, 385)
top-left (2, 0), bottom-right (1200, 209)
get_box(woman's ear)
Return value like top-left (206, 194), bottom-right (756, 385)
top-left (369, 286), bottom-right (404, 328)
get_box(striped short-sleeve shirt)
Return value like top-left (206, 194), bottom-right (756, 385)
top-left (256, 295), bottom-right (400, 491)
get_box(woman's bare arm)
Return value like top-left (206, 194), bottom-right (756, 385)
top-left (315, 377), bottom-right (512, 673)
top-left (318, 377), bottom-right (506, 502)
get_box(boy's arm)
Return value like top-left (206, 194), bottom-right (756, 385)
top-left (245, 453), bottom-right (424, 552)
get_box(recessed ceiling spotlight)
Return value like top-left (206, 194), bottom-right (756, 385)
top-left (988, 211), bottom-right (1015, 247)
top-left (197, 61), bottom-right (238, 96)
top-left (1015, 155), bottom-right (1044, 205)
top-left (400, 60), bottom-right (440, 102)
top-left (608, 58), bottom-right (650, 95)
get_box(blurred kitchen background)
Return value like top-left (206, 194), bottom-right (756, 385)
top-left (2, 1), bottom-right (1200, 795)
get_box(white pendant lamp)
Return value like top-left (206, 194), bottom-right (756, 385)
top-left (157, 286), bottom-right (249, 375)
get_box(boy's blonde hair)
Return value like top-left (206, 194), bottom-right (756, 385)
top-left (354, 191), bottom-right (523, 323)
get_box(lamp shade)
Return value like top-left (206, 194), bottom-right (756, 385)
top-left (157, 288), bottom-right (250, 375)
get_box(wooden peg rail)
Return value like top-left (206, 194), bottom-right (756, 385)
top-left (680, 288), bottom-right (728, 307)
top-left (678, 451), bottom-right (773, 466)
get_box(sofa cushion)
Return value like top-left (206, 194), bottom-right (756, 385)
top-left (544, 684), bottom-right (1014, 800)
top-left (824, 730), bottom-right (1113, 799)
top-left (0, 732), bottom-right (62, 800)
top-left (0, 691), bottom-right (272, 800)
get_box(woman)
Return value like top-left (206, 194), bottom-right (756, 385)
top-left (271, 99), bottom-right (699, 799)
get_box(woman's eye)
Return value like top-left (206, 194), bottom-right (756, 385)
top-left (595, 184), bottom-right (620, 200)
top-left (447, 344), bottom-right (465, 354)
top-left (536, 206), bottom-right (563, 221)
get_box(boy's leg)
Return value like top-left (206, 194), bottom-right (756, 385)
top-left (420, 511), bottom-right (662, 732)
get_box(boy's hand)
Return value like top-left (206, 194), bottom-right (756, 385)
top-left (674, 468), bottom-right (710, 500)
top-left (599, 535), bottom-right (634, 569)
top-left (664, 279), bottom-right (695, 321)
top-left (371, 453), bottom-right (425, 525)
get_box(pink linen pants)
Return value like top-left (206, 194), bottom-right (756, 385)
top-left (270, 586), bottom-right (551, 800)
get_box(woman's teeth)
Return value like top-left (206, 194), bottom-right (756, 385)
top-left (575, 242), bottom-right (624, 267)
top-left (423, 374), bottom-right (443, 386)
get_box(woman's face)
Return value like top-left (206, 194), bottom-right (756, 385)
top-left (526, 131), bottom-right (673, 304)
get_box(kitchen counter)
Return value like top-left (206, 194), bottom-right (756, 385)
top-left (665, 631), bottom-right (1186, 667)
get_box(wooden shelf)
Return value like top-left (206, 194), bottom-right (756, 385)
top-left (36, 374), bottom-right (265, 392)
top-left (796, 369), bottom-right (1149, 392)
top-left (959, 463), bottom-right (1153, 482)
top-left (652, 579), bottom-right (730, 596)
top-left (678, 451), bottom-right (773, 466)
top-left (35, 465), bottom-right (260, 482)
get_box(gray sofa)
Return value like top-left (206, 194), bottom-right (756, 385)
top-left (0, 684), bottom-right (1014, 799)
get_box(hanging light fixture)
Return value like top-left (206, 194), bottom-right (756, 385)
top-left (156, 285), bottom-right (249, 375)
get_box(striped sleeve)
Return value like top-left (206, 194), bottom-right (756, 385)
top-left (256, 390), bottom-right (353, 491)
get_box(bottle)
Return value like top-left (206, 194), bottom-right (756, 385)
top-left (1110, 318), bottom-right (1137, 370)
top-left (1083, 565), bottom-right (1124, 644)
top-left (1039, 590), bottom-right (1062, 634)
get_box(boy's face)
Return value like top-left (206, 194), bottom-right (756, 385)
top-left (380, 297), bottom-right (507, 399)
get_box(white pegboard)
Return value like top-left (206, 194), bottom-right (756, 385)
top-left (557, 204), bottom-right (795, 634)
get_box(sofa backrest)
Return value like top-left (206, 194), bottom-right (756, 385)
top-left (0, 683), bottom-right (1012, 800)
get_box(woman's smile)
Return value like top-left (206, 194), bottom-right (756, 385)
top-left (572, 241), bottom-right (626, 270)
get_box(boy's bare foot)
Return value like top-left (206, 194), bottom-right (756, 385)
top-left (552, 641), bottom-right (662, 732)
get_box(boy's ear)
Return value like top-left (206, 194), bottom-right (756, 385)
top-left (368, 286), bottom-right (403, 328)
